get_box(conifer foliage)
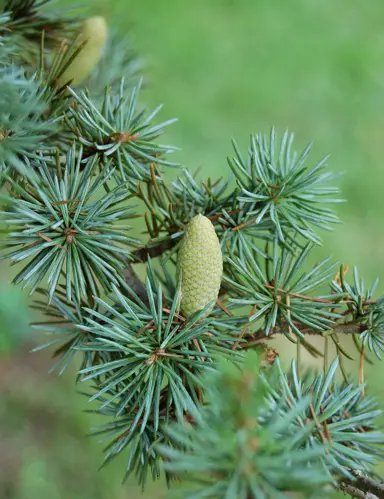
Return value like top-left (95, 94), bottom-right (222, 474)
top-left (1, 2), bottom-right (384, 498)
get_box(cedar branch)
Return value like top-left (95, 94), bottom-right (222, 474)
top-left (339, 471), bottom-right (384, 499)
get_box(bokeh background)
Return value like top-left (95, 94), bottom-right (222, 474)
top-left (1, 0), bottom-right (384, 497)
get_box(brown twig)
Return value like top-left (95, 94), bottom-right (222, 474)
top-left (243, 322), bottom-right (364, 345)
top-left (263, 283), bottom-right (376, 305)
top-left (339, 470), bottom-right (384, 499)
top-left (123, 264), bottom-right (149, 305)
top-left (240, 337), bottom-right (269, 349)
top-left (233, 326), bottom-right (249, 351)
top-left (132, 239), bottom-right (176, 263)
top-left (216, 298), bottom-right (232, 316)
top-left (108, 132), bottom-right (138, 144)
top-left (338, 481), bottom-right (378, 498)
top-left (233, 303), bottom-right (257, 350)
top-left (232, 218), bottom-right (257, 231)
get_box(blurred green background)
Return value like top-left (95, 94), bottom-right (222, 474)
top-left (1, 0), bottom-right (384, 497)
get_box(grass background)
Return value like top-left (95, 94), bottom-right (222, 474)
top-left (1, 0), bottom-right (384, 497)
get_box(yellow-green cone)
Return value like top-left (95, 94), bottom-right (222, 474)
top-left (177, 214), bottom-right (223, 318)
top-left (58, 16), bottom-right (108, 87)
